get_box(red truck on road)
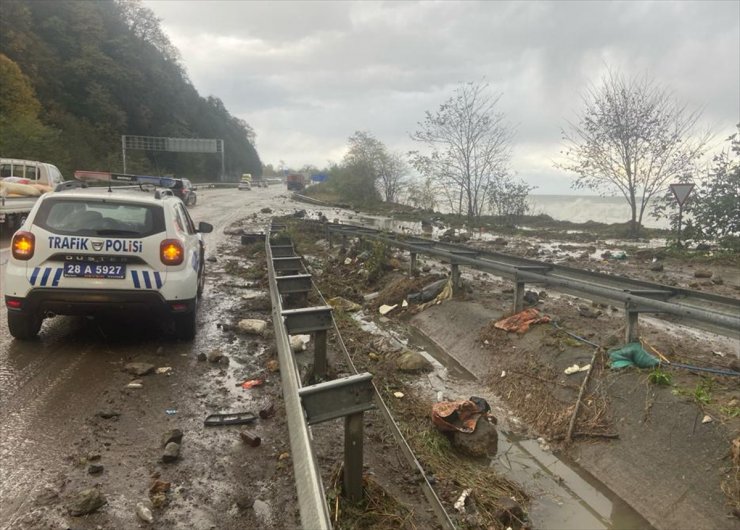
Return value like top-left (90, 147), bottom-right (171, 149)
top-left (286, 173), bottom-right (306, 191)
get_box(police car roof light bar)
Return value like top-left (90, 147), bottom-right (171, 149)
top-left (74, 170), bottom-right (176, 189)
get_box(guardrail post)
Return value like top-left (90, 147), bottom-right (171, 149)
top-left (514, 280), bottom-right (525, 313)
top-left (451, 264), bottom-right (461, 296)
top-left (410, 252), bottom-right (417, 274)
top-left (344, 412), bottom-right (364, 501)
top-left (283, 306), bottom-right (333, 381)
top-left (625, 303), bottom-right (639, 343)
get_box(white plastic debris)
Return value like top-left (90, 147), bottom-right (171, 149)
top-left (712, 351), bottom-right (726, 357)
top-left (702, 415), bottom-right (713, 424)
top-left (379, 304), bottom-right (398, 315)
top-left (564, 364), bottom-right (580, 375)
top-left (578, 364), bottom-right (591, 372)
top-left (501, 370), bottom-right (506, 378)
top-left (454, 488), bottom-right (472, 513)
top-left (126, 381), bottom-right (143, 389)
top-left (344, 257), bottom-right (352, 265)
top-left (402, 299), bottom-right (408, 308)
top-left (393, 391), bottom-right (405, 398)
top-left (155, 367), bottom-right (172, 375)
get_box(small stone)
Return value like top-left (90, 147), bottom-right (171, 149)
top-left (260, 207), bottom-right (272, 214)
top-left (422, 265), bottom-right (432, 273)
top-left (578, 305), bottom-right (601, 319)
top-left (451, 418), bottom-right (498, 458)
top-left (207, 349), bottom-right (224, 363)
top-left (136, 502), bottom-right (154, 523)
top-left (649, 262), bottom-right (664, 272)
top-left (523, 290), bottom-right (539, 306)
top-left (96, 410), bottom-right (120, 419)
top-left (162, 429), bottom-right (184, 447)
top-left (266, 359), bottom-right (279, 372)
top-left (237, 319), bottom-right (268, 335)
top-left (162, 442), bottom-right (180, 463)
top-left (219, 355), bottom-right (230, 365)
top-left (124, 362), bottom-right (155, 377)
top-left (126, 380), bottom-right (144, 389)
top-left (694, 269), bottom-right (712, 279)
top-left (68, 488), bottom-right (106, 516)
top-left (196, 352), bottom-right (207, 362)
top-left (495, 496), bottom-right (524, 526)
top-left (88, 463), bottom-right (104, 475)
top-left (206, 256), bottom-right (218, 262)
top-left (711, 276), bottom-right (724, 285)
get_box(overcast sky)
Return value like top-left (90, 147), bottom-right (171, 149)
top-left (144, 0), bottom-right (739, 194)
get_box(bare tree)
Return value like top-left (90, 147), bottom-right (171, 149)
top-left (557, 70), bottom-right (711, 237)
top-left (410, 81), bottom-right (514, 223)
top-left (377, 151), bottom-right (409, 203)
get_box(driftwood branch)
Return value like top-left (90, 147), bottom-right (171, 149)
top-left (565, 348), bottom-right (601, 446)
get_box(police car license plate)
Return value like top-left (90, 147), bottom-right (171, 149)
top-left (64, 261), bottom-right (126, 279)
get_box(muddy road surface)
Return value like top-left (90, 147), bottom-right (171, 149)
top-left (0, 186), bottom-right (308, 529)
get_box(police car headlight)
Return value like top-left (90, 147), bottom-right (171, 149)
top-left (160, 239), bottom-right (184, 265)
top-left (12, 231), bottom-right (35, 260)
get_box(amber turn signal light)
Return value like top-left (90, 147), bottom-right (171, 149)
top-left (12, 231), bottom-right (35, 260)
top-left (160, 239), bottom-right (184, 265)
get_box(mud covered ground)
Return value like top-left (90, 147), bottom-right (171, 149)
top-left (279, 212), bottom-right (739, 530)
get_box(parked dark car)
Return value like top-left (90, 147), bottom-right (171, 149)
top-left (171, 178), bottom-right (197, 206)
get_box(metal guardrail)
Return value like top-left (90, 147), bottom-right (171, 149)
top-left (266, 233), bottom-right (332, 530)
top-left (326, 222), bottom-right (740, 342)
top-left (265, 223), bottom-right (456, 529)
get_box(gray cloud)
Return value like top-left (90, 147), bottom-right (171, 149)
top-left (145, 0), bottom-right (739, 193)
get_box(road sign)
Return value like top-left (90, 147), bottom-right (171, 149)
top-left (670, 183), bottom-right (694, 206)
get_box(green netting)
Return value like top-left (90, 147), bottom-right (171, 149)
top-left (609, 343), bottom-right (660, 369)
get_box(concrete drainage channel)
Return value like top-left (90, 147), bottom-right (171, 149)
top-left (404, 326), bottom-right (651, 530)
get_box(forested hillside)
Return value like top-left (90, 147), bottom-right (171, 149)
top-left (0, 0), bottom-right (261, 180)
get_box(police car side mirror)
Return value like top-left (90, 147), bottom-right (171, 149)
top-left (197, 221), bottom-right (213, 234)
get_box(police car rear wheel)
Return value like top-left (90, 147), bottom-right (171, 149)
top-left (174, 311), bottom-right (196, 340)
top-left (8, 312), bottom-right (42, 340)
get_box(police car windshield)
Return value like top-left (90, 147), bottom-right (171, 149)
top-left (34, 198), bottom-right (166, 238)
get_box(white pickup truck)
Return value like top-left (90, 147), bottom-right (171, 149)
top-left (0, 158), bottom-right (65, 231)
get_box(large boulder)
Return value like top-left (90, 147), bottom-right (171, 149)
top-left (395, 351), bottom-right (433, 373)
top-left (450, 418), bottom-right (498, 458)
top-left (68, 488), bottom-right (106, 516)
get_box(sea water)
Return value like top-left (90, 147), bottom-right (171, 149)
top-left (527, 195), bottom-right (670, 229)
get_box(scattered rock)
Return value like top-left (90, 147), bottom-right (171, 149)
top-left (422, 265), bottom-right (432, 273)
top-left (162, 442), bottom-right (181, 463)
top-left (450, 418), bottom-right (498, 458)
top-left (694, 269), bottom-right (712, 278)
top-left (206, 256), bottom-right (218, 262)
top-left (523, 290), bottom-right (539, 306)
top-left (388, 258), bottom-right (402, 270)
top-left (711, 276), bottom-right (724, 285)
top-left (379, 304), bottom-right (398, 315)
top-left (266, 359), bottom-right (279, 372)
top-left (395, 351), bottom-right (433, 372)
top-left (96, 410), bottom-right (120, 419)
top-left (126, 380), bottom-right (144, 389)
top-left (196, 352), bottom-right (207, 362)
top-left (578, 305), bottom-right (602, 319)
top-left (495, 496), bottom-right (524, 526)
top-left (136, 502), bottom-right (154, 523)
top-left (162, 429), bottom-right (184, 447)
top-left (68, 488), bottom-right (106, 516)
top-left (123, 362), bottom-right (155, 377)
top-left (695, 243), bottom-right (711, 251)
top-left (88, 463), bottom-right (104, 475)
top-left (206, 349), bottom-right (224, 363)
top-left (260, 207), bottom-right (273, 214)
top-left (219, 355), bottom-right (230, 365)
top-left (649, 261), bottom-right (664, 272)
top-left (363, 291), bottom-right (380, 302)
top-left (238, 319), bottom-right (268, 335)
top-left (290, 334), bottom-right (310, 352)
top-left (328, 296), bottom-right (361, 312)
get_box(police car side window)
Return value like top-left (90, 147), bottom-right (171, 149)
top-left (175, 204), bottom-right (195, 234)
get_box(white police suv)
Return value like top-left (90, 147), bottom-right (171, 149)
top-left (4, 182), bottom-right (213, 340)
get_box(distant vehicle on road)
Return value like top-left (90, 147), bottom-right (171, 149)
top-left (238, 173), bottom-right (252, 190)
top-left (171, 178), bottom-right (197, 206)
top-left (252, 174), bottom-right (268, 188)
top-left (0, 158), bottom-right (65, 231)
top-left (286, 173), bottom-right (306, 191)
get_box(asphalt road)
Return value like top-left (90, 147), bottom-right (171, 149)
top-left (0, 185), bottom-right (300, 527)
